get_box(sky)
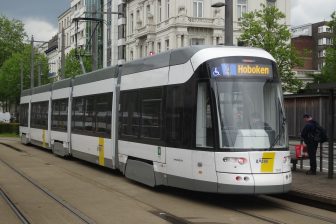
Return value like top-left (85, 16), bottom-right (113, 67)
top-left (0, 0), bottom-right (335, 41)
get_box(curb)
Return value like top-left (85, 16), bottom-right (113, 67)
top-left (288, 189), bottom-right (336, 208)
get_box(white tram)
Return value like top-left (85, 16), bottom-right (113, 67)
top-left (19, 46), bottom-right (292, 194)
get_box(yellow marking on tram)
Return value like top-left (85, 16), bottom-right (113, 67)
top-left (260, 152), bottom-right (275, 173)
top-left (42, 130), bottom-right (46, 148)
top-left (98, 137), bottom-right (105, 166)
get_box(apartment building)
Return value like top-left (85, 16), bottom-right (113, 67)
top-left (48, 0), bottom-right (290, 77)
top-left (292, 21), bottom-right (333, 71)
top-left (125, 0), bottom-right (290, 60)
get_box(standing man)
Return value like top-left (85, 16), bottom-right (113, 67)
top-left (301, 114), bottom-right (319, 175)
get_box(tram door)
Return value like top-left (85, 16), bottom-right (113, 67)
top-left (193, 83), bottom-right (217, 191)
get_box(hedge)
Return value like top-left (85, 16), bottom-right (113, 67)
top-left (0, 123), bottom-right (19, 134)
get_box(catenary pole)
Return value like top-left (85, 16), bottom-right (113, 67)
top-left (30, 36), bottom-right (34, 89)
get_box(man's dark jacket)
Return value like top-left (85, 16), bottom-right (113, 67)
top-left (301, 120), bottom-right (318, 144)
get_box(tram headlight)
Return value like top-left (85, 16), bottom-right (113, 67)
top-left (223, 157), bottom-right (248, 165)
top-left (283, 155), bottom-right (291, 164)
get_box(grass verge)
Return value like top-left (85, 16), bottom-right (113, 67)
top-left (0, 133), bottom-right (19, 138)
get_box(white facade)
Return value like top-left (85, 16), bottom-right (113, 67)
top-left (103, 0), bottom-right (119, 67)
top-left (57, 7), bottom-right (74, 77)
top-left (125, 0), bottom-right (290, 60)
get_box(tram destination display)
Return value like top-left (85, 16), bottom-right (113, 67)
top-left (210, 63), bottom-right (272, 78)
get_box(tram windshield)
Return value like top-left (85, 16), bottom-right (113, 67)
top-left (208, 57), bottom-right (288, 151)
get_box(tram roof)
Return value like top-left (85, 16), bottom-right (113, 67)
top-left (52, 78), bottom-right (72, 90)
top-left (73, 66), bottom-right (118, 86)
top-left (21, 89), bottom-right (32, 97)
top-left (121, 45), bottom-right (210, 76)
top-left (120, 45), bottom-right (268, 76)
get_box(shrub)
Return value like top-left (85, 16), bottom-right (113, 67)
top-left (0, 123), bottom-right (19, 134)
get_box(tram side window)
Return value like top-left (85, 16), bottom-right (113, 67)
top-left (141, 88), bottom-right (163, 139)
top-left (196, 83), bottom-right (214, 148)
top-left (72, 93), bottom-right (112, 137)
top-left (20, 103), bottom-right (29, 127)
top-left (119, 87), bottom-right (163, 142)
top-left (31, 101), bottom-right (49, 129)
top-left (51, 99), bottom-right (68, 131)
top-left (166, 86), bottom-right (183, 147)
top-left (96, 93), bottom-right (112, 134)
top-left (73, 97), bottom-right (85, 131)
top-left (119, 91), bottom-right (140, 137)
top-left (84, 96), bottom-right (95, 131)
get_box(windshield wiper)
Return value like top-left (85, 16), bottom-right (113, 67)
top-left (269, 117), bottom-right (286, 151)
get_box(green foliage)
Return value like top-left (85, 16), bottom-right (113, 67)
top-left (64, 49), bottom-right (92, 78)
top-left (318, 11), bottom-right (336, 83)
top-left (0, 123), bottom-right (19, 134)
top-left (239, 4), bottom-right (303, 93)
top-left (0, 45), bottom-right (50, 104)
top-left (0, 15), bottom-right (27, 67)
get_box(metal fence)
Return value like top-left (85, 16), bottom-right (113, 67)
top-left (284, 94), bottom-right (336, 140)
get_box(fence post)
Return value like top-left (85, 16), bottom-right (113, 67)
top-left (320, 143), bottom-right (323, 172)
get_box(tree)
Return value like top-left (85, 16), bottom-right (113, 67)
top-left (0, 45), bottom-right (50, 110)
top-left (64, 49), bottom-right (92, 78)
top-left (0, 16), bottom-right (27, 67)
top-left (239, 4), bottom-right (303, 93)
top-left (319, 11), bottom-right (336, 83)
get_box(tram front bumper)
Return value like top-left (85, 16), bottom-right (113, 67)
top-left (217, 172), bottom-right (292, 194)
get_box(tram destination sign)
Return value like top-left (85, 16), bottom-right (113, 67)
top-left (211, 63), bottom-right (272, 78)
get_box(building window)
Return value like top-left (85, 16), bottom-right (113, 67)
top-left (318, 38), bottom-right (332, 45)
top-left (165, 39), bottom-right (169, 51)
top-left (118, 25), bottom-right (125, 39)
top-left (157, 42), bottom-right (161, 53)
top-left (318, 25), bottom-right (331, 33)
top-left (158, 0), bottom-right (162, 22)
top-left (237, 0), bottom-right (247, 19)
top-left (193, 0), bottom-right (203, 18)
top-left (146, 4), bottom-right (150, 24)
top-left (130, 51), bottom-right (133, 60)
top-left (118, 3), bottom-right (126, 19)
top-left (191, 38), bottom-right (205, 45)
top-left (266, 0), bottom-right (276, 7)
top-left (318, 61), bottom-right (326, 71)
top-left (118, 45), bottom-right (126, 60)
top-left (130, 13), bottom-right (134, 34)
top-left (166, 0), bottom-right (170, 19)
top-left (318, 50), bottom-right (326, 57)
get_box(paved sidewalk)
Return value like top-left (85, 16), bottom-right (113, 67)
top-left (288, 139), bottom-right (336, 206)
top-left (289, 169), bottom-right (336, 206)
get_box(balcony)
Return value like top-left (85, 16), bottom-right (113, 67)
top-left (133, 24), bottom-right (156, 39)
top-left (188, 17), bottom-right (213, 24)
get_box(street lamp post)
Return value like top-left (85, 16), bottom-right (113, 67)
top-left (211, 0), bottom-right (233, 46)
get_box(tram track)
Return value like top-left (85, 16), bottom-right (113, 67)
top-left (1, 142), bottom-right (283, 224)
top-left (45, 160), bottom-right (336, 224)
top-left (1, 141), bottom-right (335, 224)
top-left (0, 187), bottom-right (30, 224)
top-left (0, 149), bottom-right (96, 224)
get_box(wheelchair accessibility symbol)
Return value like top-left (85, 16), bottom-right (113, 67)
top-left (212, 67), bottom-right (221, 77)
